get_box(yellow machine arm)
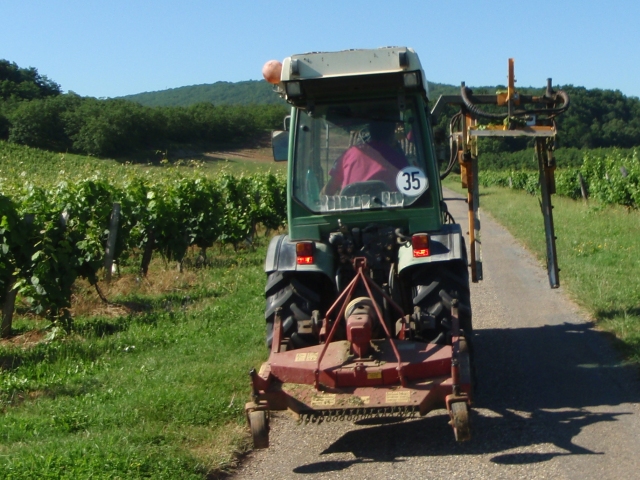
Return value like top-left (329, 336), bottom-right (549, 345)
top-left (431, 59), bottom-right (570, 288)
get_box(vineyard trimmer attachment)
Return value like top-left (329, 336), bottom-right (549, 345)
top-left (247, 49), bottom-right (568, 448)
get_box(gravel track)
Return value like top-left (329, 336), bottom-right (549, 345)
top-left (232, 188), bottom-right (640, 480)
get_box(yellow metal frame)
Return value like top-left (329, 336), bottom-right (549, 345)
top-left (455, 59), bottom-right (560, 286)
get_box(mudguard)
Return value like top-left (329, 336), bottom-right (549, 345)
top-left (398, 223), bottom-right (467, 274)
top-left (265, 234), bottom-right (334, 279)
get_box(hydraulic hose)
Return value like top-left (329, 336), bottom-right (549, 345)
top-left (460, 83), bottom-right (508, 120)
top-left (439, 147), bottom-right (458, 180)
top-left (440, 112), bottom-right (462, 180)
top-left (460, 83), bottom-right (570, 120)
top-left (395, 228), bottom-right (412, 244)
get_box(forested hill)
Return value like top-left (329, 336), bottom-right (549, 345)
top-left (120, 80), bottom-right (456, 107)
top-left (3, 58), bottom-right (640, 159)
top-left (121, 79), bottom-right (640, 150)
top-left (119, 80), bottom-right (286, 106)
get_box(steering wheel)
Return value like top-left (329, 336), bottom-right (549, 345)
top-left (340, 180), bottom-right (387, 197)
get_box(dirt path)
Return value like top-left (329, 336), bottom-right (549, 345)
top-left (231, 188), bottom-right (640, 480)
top-left (204, 146), bottom-right (274, 162)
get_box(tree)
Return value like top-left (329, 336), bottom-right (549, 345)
top-left (0, 60), bottom-right (61, 101)
top-left (6, 95), bottom-right (79, 151)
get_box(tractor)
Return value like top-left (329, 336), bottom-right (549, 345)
top-left (246, 47), bottom-right (569, 448)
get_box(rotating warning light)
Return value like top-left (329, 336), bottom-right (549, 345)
top-left (262, 60), bottom-right (283, 84)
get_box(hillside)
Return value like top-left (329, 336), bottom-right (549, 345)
top-left (120, 80), bottom-right (459, 107)
top-left (119, 80), bottom-right (286, 106)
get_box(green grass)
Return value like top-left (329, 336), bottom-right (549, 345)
top-left (444, 175), bottom-right (640, 363)
top-left (0, 141), bottom-right (284, 477)
top-left (0, 245), bottom-right (270, 478)
top-left (0, 141), bottom-right (285, 192)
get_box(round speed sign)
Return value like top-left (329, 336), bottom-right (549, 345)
top-left (396, 167), bottom-right (428, 196)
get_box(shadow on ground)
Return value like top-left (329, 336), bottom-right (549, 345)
top-left (292, 321), bottom-right (640, 474)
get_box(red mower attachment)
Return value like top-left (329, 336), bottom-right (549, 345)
top-left (246, 258), bottom-right (473, 448)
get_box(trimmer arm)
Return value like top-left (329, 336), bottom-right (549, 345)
top-left (431, 59), bottom-right (569, 288)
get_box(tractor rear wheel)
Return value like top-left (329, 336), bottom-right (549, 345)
top-left (410, 260), bottom-right (472, 343)
top-left (264, 272), bottom-right (322, 349)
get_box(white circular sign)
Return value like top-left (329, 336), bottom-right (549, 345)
top-left (396, 167), bottom-right (428, 196)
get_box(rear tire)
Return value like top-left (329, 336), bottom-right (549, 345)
top-left (410, 260), bottom-right (472, 342)
top-left (265, 272), bottom-right (321, 349)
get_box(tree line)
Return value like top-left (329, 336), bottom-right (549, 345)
top-left (430, 82), bottom-right (640, 154)
top-left (2, 59), bottom-right (640, 159)
top-left (120, 80), bottom-right (285, 107)
top-left (0, 60), bottom-right (288, 157)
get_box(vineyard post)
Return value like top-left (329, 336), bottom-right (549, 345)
top-left (104, 202), bottom-right (121, 283)
top-left (140, 230), bottom-right (155, 276)
top-left (1, 214), bottom-right (34, 338)
top-left (1, 275), bottom-right (17, 338)
top-left (578, 172), bottom-right (589, 201)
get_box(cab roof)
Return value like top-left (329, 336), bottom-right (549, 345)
top-left (279, 47), bottom-right (429, 100)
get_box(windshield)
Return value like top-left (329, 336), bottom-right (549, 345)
top-left (293, 97), bottom-right (429, 213)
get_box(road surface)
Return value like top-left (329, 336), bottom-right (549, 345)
top-left (232, 188), bottom-right (640, 479)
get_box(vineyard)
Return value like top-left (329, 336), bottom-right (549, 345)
top-left (1, 138), bottom-right (640, 478)
top-left (478, 149), bottom-right (640, 208)
top-left (0, 148), bottom-right (286, 335)
top-left (2, 144), bottom-right (639, 335)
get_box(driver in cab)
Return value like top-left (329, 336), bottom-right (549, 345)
top-left (323, 121), bottom-right (409, 195)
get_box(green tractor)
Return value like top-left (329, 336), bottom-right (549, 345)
top-left (246, 47), bottom-right (569, 448)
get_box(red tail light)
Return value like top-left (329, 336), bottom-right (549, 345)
top-left (296, 241), bottom-right (314, 265)
top-left (412, 234), bottom-right (430, 257)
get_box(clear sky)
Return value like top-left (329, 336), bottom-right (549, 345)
top-left (3, 0), bottom-right (639, 99)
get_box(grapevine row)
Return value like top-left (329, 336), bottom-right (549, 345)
top-left (477, 149), bottom-right (640, 208)
top-left (0, 173), bottom-right (286, 331)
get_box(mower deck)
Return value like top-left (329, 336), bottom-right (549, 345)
top-left (246, 258), bottom-right (473, 448)
top-left (246, 337), bottom-right (472, 446)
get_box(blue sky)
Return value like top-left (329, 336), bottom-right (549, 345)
top-left (3, 1), bottom-right (638, 99)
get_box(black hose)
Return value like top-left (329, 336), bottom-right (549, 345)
top-left (440, 112), bottom-right (462, 180)
top-left (460, 83), bottom-right (570, 120)
top-left (444, 210), bottom-right (456, 224)
top-left (528, 88), bottom-right (571, 117)
top-left (439, 148), bottom-right (457, 180)
top-left (395, 228), bottom-right (411, 244)
top-left (460, 83), bottom-right (508, 120)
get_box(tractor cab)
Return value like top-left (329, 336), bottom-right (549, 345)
top-left (267, 48), bottom-right (445, 241)
top-left (292, 97), bottom-right (429, 213)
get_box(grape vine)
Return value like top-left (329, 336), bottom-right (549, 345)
top-left (477, 149), bottom-right (640, 208)
top-left (0, 173), bottom-right (286, 332)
